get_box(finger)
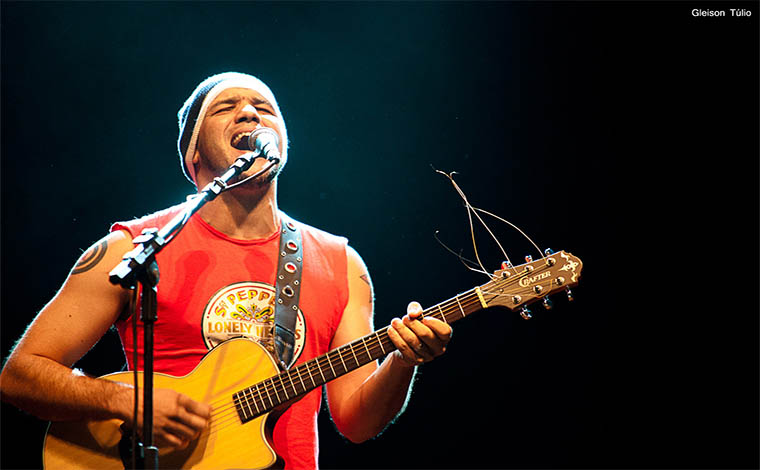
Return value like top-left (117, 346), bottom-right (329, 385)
top-left (181, 395), bottom-right (212, 420)
top-left (162, 431), bottom-right (190, 451)
top-left (397, 317), bottom-right (435, 361)
top-left (403, 315), bottom-right (444, 356)
top-left (388, 318), bottom-right (426, 365)
top-left (421, 316), bottom-right (453, 342)
top-left (155, 428), bottom-right (188, 450)
top-left (163, 417), bottom-right (201, 441)
top-left (178, 395), bottom-right (212, 430)
top-left (407, 301), bottom-right (423, 319)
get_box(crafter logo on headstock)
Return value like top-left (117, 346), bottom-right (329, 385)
top-left (518, 271), bottom-right (552, 287)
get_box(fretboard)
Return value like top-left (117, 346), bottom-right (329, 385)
top-left (232, 285), bottom-right (489, 423)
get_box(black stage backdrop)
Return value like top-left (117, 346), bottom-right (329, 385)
top-left (1, 2), bottom-right (757, 469)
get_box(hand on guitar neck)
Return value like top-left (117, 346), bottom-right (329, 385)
top-left (387, 301), bottom-right (453, 367)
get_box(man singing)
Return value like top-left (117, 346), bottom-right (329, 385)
top-left (0, 72), bottom-right (452, 469)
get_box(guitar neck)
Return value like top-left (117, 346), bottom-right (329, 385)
top-left (232, 286), bottom-right (487, 422)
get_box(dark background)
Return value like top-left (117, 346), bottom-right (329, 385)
top-left (1, 1), bottom-right (757, 469)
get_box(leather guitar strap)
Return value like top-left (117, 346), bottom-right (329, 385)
top-left (274, 212), bottom-right (302, 370)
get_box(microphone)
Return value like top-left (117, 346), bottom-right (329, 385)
top-left (245, 128), bottom-right (281, 162)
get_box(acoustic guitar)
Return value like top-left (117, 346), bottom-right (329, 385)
top-left (43, 251), bottom-right (582, 469)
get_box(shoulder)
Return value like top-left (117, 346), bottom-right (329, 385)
top-left (284, 212), bottom-right (368, 282)
top-left (284, 212), bottom-right (348, 251)
top-left (287, 214), bottom-right (346, 245)
top-left (110, 202), bottom-right (189, 238)
top-left (73, 229), bottom-right (135, 277)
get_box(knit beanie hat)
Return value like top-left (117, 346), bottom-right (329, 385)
top-left (177, 72), bottom-right (286, 185)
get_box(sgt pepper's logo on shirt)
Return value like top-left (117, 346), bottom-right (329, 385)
top-left (201, 281), bottom-right (305, 364)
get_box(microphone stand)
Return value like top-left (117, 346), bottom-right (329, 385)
top-left (108, 152), bottom-right (271, 470)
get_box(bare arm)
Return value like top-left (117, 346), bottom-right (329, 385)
top-left (0, 232), bottom-right (135, 420)
top-left (325, 246), bottom-right (452, 443)
top-left (0, 231), bottom-right (210, 449)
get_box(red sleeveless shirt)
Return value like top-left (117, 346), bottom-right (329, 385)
top-left (111, 204), bottom-right (349, 469)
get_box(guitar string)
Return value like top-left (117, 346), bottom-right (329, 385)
top-left (202, 287), bottom-right (488, 410)
top-left (207, 291), bottom-right (489, 412)
top-left (205, 296), bottom-right (488, 433)
top-left (200, 261), bottom-right (563, 435)
top-left (205, 274), bottom-right (552, 432)
top-left (205, 332), bottom-right (398, 433)
top-left (205, 292), bottom-right (537, 435)
top-left (114, 259), bottom-right (566, 441)
top-left (204, 305), bottom-right (475, 435)
top-left (202, 267), bottom-right (555, 432)
top-left (204, 277), bottom-right (562, 436)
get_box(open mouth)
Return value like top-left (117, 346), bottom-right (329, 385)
top-left (231, 131), bottom-right (254, 150)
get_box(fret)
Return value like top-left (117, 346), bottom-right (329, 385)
top-left (248, 388), bottom-right (260, 415)
top-left (232, 393), bottom-right (240, 418)
top-left (239, 391), bottom-right (251, 418)
top-left (305, 362), bottom-right (317, 388)
top-left (437, 304), bottom-right (448, 323)
top-left (349, 344), bottom-right (360, 368)
top-left (233, 393), bottom-right (247, 421)
top-left (326, 352), bottom-right (337, 378)
top-left (285, 368), bottom-right (298, 397)
top-left (336, 347), bottom-right (348, 373)
top-left (295, 365), bottom-right (306, 392)
top-left (314, 357), bottom-right (327, 383)
top-left (455, 296), bottom-right (466, 318)
top-left (269, 378), bottom-right (281, 404)
top-left (260, 382), bottom-right (274, 408)
top-left (279, 372), bottom-right (290, 401)
top-left (376, 331), bottom-right (386, 355)
top-left (361, 336), bottom-right (372, 361)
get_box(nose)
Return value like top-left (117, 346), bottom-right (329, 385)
top-left (236, 104), bottom-right (261, 124)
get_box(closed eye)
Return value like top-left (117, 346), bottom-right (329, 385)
top-left (212, 106), bottom-right (234, 115)
top-left (255, 105), bottom-right (275, 115)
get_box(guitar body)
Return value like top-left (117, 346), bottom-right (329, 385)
top-left (43, 338), bottom-right (282, 470)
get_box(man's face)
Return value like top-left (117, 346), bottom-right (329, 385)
top-left (193, 86), bottom-right (287, 186)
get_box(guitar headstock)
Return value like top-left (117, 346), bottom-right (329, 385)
top-left (481, 250), bottom-right (583, 319)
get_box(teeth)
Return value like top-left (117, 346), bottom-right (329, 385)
top-left (231, 131), bottom-right (253, 147)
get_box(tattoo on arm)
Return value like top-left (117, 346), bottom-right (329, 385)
top-left (360, 274), bottom-right (373, 303)
top-left (72, 240), bottom-right (108, 275)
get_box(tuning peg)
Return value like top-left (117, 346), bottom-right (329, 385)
top-left (524, 255), bottom-right (533, 263)
top-left (520, 306), bottom-right (532, 320)
top-left (544, 248), bottom-right (554, 256)
top-left (542, 297), bottom-right (553, 310)
top-left (565, 287), bottom-right (574, 302)
top-left (501, 261), bottom-right (512, 270)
